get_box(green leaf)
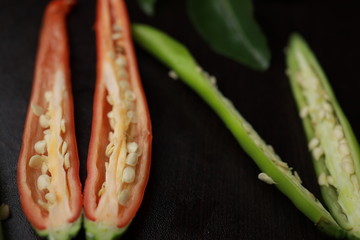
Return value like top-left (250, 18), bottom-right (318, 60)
top-left (137, 0), bottom-right (157, 16)
top-left (187, 0), bottom-right (270, 71)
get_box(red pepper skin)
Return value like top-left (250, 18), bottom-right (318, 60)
top-left (83, 0), bottom-right (152, 232)
top-left (17, 0), bottom-right (82, 237)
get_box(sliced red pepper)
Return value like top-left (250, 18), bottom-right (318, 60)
top-left (17, 0), bottom-right (82, 238)
top-left (83, 0), bottom-right (152, 237)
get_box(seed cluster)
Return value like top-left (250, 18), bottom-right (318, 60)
top-left (30, 91), bottom-right (69, 210)
top-left (196, 66), bottom-right (217, 86)
top-left (295, 71), bottom-right (358, 191)
top-left (97, 23), bottom-right (142, 207)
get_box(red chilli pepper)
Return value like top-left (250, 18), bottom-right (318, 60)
top-left (17, 0), bottom-right (82, 239)
top-left (83, 0), bottom-right (152, 238)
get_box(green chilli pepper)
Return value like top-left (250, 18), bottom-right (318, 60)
top-left (132, 24), bottom-right (346, 238)
top-left (287, 34), bottom-right (360, 238)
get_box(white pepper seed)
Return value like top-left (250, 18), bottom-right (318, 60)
top-left (127, 111), bottom-right (137, 123)
top-left (44, 133), bottom-right (51, 145)
top-left (195, 66), bottom-right (203, 73)
top-left (339, 139), bottom-right (347, 144)
top-left (312, 147), bottom-right (324, 161)
top-left (299, 107), bottom-right (309, 118)
top-left (61, 141), bottom-right (68, 155)
top-left (343, 155), bottom-right (352, 163)
top-left (31, 104), bottom-right (44, 116)
top-left (333, 125), bottom-right (344, 140)
top-left (275, 160), bottom-right (288, 169)
top-left (339, 143), bottom-right (350, 156)
top-left (98, 183), bottom-right (106, 197)
top-left (308, 138), bottom-right (320, 150)
top-left (168, 70), bottom-right (178, 80)
top-left (267, 145), bottom-right (274, 152)
top-left (64, 152), bottom-right (70, 169)
top-left (325, 113), bottom-right (335, 124)
top-left (317, 110), bottom-right (326, 121)
top-left (253, 139), bottom-right (261, 147)
top-left (107, 52), bottom-right (115, 59)
top-left (109, 118), bottom-right (115, 129)
top-left (258, 173), bottom-right (276, 185)
top-left (294, 171), bottom-right (302, 184)
top-left (126, 153), bottom-right (139, 166)
top-left (124, 100), bottom-right (134, 110)
top-left (118, 189), bottom-right (130, 206)
top-left (106, 95), bottom-right (114, 106)
top-left (37, 200), bottom-right (49, 210)
top-left (41, 162), bottom-right (49, 174)
top-left (323, 102), bottom-right (333, 113)
top-left (327, 176), bottom-right (334, 186)
top-left (242, 122), bottom-right (252, 133)
top-left (107, 111), bottom-right (114, 119)
top-left (115, 56), bottom-right (127, 66)
top-left (45, 193), bottom-right (56, 204)
top-left (44, 91), bottom-right (52, 102)
top-left (39, 115), bottom-right (50, 128)
top-left (43, 129), bottom-right (50, 135)
top-left (122, 167), bottom-right (135, 183)
top-left (112, 33), bottom-right (122, 40)
top-left (37, 175), bottom-right (51, 191)
top-left (119, 69), bottom-right (128, 78)
top-left (105, 143), bottom-right (115, 157)
top-left (108, 132), bottom-right (114, 142)
top-left (208, 76), bottom-right (217, 86)
top-left (112, 24), bottom-right (122, 32)
top-left (119, 80), bottom-right (129, 90)
top-left (125, 90), bottom-right (136, 101)
top-left (61, 119), bottom-right (66, 133)
top-left (29, 155), bottom-right (47, 169)
top-left (351, 175), bottom-right (359, 190)
top-left (342, 161), bottom-right (354, 174)
top-left (34, 140), bottom-right (46, 154)
top-left (127, 142), bottom-right (139, 153)
top-left (318, 173), bottom-right (328, 186)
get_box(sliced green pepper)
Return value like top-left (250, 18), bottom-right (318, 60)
top-left (287, 34), bottom-right (360, 238)
top-left (132, 24), bottom-right (346, 238)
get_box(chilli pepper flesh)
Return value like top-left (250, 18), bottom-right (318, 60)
top-left (132, 24), bottom-right (350, 238)
top-left (83, 0), bottom-right (152, 238)
top-left (287, 34), bottom-right (360, 238)
top-left (17, 0), bottom-right (82, 239)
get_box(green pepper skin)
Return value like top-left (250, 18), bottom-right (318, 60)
top-left (132, 24), bottom-right (346, 238)
top-left (34, 216), bottom-right (82, 240)
top-left (287, 34), bottom-right (360, 239)
top-left (84, 218), bottom-right (128, 240)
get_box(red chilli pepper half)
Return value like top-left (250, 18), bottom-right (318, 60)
top-left (83, 0), bottom-right (152, 238)
top-left (17, 0), bottom-right (82, 239)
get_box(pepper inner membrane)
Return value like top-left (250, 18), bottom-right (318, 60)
top-left (28, 71), bottom-right (73, 227)
top-left (294, 48), bottom-right (360, 230)
top-left (94, 2), bottom-right (142, 224)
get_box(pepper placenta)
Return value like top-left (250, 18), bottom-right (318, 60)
top-left (17, 0), bottom-right (82, 239)
top-left (287, 34), bottom-right (360, 238)
top-left (132, 24), bottom-right (348, 237)
top-left (83, 0), bottom-right (152, 239)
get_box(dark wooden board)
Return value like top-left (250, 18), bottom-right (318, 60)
top-left (0, 0), bottom-right (359, 239)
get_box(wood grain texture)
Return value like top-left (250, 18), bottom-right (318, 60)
top-left (0, 0), bottom-right (359, 239)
